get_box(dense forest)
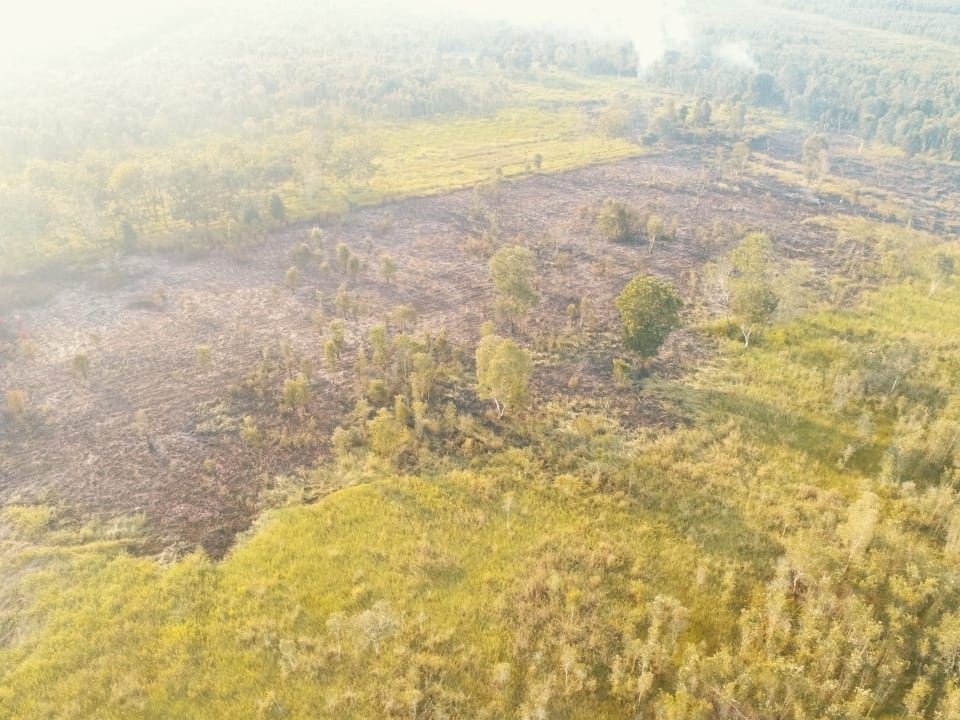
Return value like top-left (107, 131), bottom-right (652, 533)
top-left (3, 0), bottom-right (960, 718)
top-left (654, 0), bottom-right (960, 157)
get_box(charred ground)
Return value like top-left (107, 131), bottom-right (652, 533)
top-left (0, 131), bottom-right (945, 556)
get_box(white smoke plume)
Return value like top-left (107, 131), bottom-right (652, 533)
top-left (1, 0), bottom-right (693, 70)
top-left (712, 40), bottom-right (758, 71)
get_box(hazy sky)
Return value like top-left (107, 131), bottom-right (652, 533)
top-left (0, 0), bottom-right (690, 66)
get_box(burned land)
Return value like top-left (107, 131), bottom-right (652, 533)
top-left (1, 132), bottom-right (951, 556)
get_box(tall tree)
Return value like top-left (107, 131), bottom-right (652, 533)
top-left (475, 334), bottom-right (533, 418)
top-left (489, 245), bottom-right (539, 326)
top-left (595, 199), bottom-right (639, 244)
top-left (729, 232), bottom-right (779, 347)
top-left (615, 274), bottom-right (683, 360)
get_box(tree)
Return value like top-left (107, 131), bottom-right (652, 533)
top-left (729, 103), bottom-right (746, 135)
top-left (353, 600), bottom-right (399, 656)
top-left (730, 141), bottom-right (751, 177)
top-left (240, 416), bottom-right (263, 447)
top-left (646, 215), bottom-right (665, 246)
top-left (692, 98), bottom-right (712, 126)
top-left (291, 242), bottom-right (313, 268)
top-left (72, 352), bottom-right (91, 380)
top-left (595, 199), bottom-right (638, 244)
top-left (729, 232), bottom-right (779, 347)
top-left (615, 274), bottom-right (683, 359)
top-left (5, 389), bottom-right (27, 422)
top-left (368, 406), bottom-right (413, 461)
top-left (489, 245), bottom-right (539, 325)
top-left (730, 276), bottom-right (778, 348)
top-left (751, 72), bottom-right (780, 107)
top-left (928, 251), bottom-right (956, 296)
top-left (281, 374), bottom-right (311, 412)
top-left (284, 265), bottom-right (302, 290)
top-left (612, 358), bottom-right (632, 387)
top-left (475, 334), bottom-right (533, 419)
top-left (391, 304), bottom-right (417, 333)
top-left (325, 320), bottom-right (346, 369)
top-left (195, 345), bottom-right (212, 370)
top-left (108, 160), bottom-right (144, 197)
top-left (269, 193), bottom-right (286, 221)
top-left (336, 243), bottom-right (351, 272)
top-left (731, 231), bottom-right (773, 277)
top-left (347, 255), bottom-right (361, 282)
top-left (380, 254), bottom-right (397, 284)
top-left (803, 134), bottom-right (829, 187)
top-left (331, 284), bottom-right (352, 319)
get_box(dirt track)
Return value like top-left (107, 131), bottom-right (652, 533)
top-left (0, 137), bottom-right (928, 556)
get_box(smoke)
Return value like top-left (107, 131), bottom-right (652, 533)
top-left (1, 0), bottom-right (693, 70)
top-left (712, 41), bottom-right (757, 71)
top-left (439, 0), bottom-right (692, 70)
top-left (629, 0), bottom-right (692, 68)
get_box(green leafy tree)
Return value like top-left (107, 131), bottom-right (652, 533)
top-left (269, 193), bottom-right (286, 221)
top-left (367, 379), bottom-right (389, 406)
top-left (646, 215), bottom-right (665, 246)
top-left (291, 242), bottom-right (313, 268)
top-left (281, 374), bottom-right (311, 412)
top-left (612, 358), bottom-right (632, 387)
top-left (729, 232), bottom-right (779, 347)
top-left (391, 304), bottom-right (417, 333)
top-left (615, 274), bottom-right (683, 359)
top-left (489, 245), bottom-right (539, 325)
top-left (240, 416), bottom-right (263, 447)
top-left (729, 103), bottom-right (746, 135)
top-left (475, 334), bottom-right (533, 419)
top-left (692, 98), bottom-right (712, 126)
top-left (324, 320), bottom-right (346, 370)
top-left (731, 231), bottom-right (772, 276)
top-left (380, 254), bottom-right (397, 284)
top-left (368, 407), bottom-right (412, 461)
top-left (336, 243), bottom-right (351, 272)
top-left (347, 255), bottom-right (361, 282)
top-left (284, 265), bottom-right (302, 290)
top-left (730, 141), bottom-right (751, 177)
top-left (730, 279), bottom-right (779, 347)
top-left (595, 199), bottom-right (638, 244)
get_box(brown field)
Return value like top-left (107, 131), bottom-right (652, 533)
top-left (0, 133), bottom-right (943, 556)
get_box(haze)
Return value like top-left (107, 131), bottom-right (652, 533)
top-left (4, 0), bottom-right (960, 717)
top-left (0, 0), bottom-right (690, 67)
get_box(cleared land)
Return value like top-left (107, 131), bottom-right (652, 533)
top-left (0, 131), bottom-right (949, 556)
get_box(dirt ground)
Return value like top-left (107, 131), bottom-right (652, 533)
top-left (0, 134), bottom-right (940, 556)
